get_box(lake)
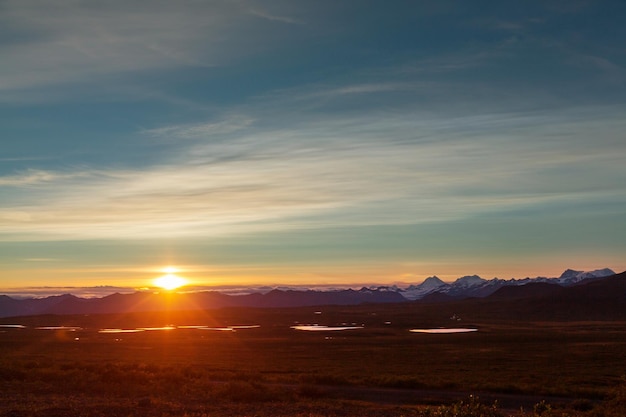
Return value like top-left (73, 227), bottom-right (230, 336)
top-left (409, 328), bottom-right (477, 334)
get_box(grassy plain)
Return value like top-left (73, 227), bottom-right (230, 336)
top-left (1, 301), bottom-right (626, 416)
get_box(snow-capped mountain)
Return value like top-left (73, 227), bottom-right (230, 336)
top-left (402, 274), bottom-right (510, 300)
top-left (453, 275), bottom-right (486, 287)
top-left (0, 268), bottom-right (618, 317)
top-left (402, 276), bottom-right (448, 299)
top-left (399, 268), bottom-right (616, 300)
top-left (556, 268), bottom-right (616, 285)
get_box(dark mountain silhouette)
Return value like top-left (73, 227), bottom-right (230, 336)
top-left (400, 268), bottom-right (615, 300)
top-left (0, 293), bottom-right (78, 317)
top-left (537, 272), bottom-right (626, 320)
top-left (488, 282), bottom-right (563, 300)
top-left (464, 271), bottom-right (626, 321)
top-left (487, 271), bottom-right (626, 302)
top-left (0, 288), bottom-right (406, 318)
top-left (251, 288), bottom-right (404, 308)
top-left (1, 271), bottom-right (623, 319)
top-left (416, 291), bottom-right (457, 304)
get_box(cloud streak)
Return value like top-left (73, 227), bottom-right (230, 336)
top-left (2, 103), bottom-right (624, 242)
top-left (0, 1), bottom-right (304, 93)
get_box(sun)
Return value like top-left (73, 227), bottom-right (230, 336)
top-left (154, 274), bottom-right (187, 290)
top-left (153, 267), bottom-right (187, 290)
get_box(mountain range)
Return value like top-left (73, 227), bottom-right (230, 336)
top-left (396, 267), bottom-right (616, 300)
top-left (0, 268), bottom-right (619, 318)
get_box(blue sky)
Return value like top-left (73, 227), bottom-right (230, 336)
top-left (1, 1), bottom-right (625, 292)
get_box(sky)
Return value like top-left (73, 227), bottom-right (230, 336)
top-left (1, 0), bottom-right (626, 295)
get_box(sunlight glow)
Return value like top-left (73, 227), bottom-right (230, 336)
top-left (153, 272), bottom-right (187, 290)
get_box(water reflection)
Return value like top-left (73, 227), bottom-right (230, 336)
top-left (291, 325), bottom-right (363, 331)
top-left (137, 326), bottom-right (176, 331)
top-left (197, 327), bottom-right (235, 331)
top-left (0, 324), bottom-right (26, 328)
top-left (183, 325), bottom-right (260, 331)
top-left (410, 328), bottom-right (477, 334)
top-left (36, 326), bottom-right (82, 331)
top-left (99, 325), bottom-right (261, 333)
top-left (99, 329), bottom-right (145, 333)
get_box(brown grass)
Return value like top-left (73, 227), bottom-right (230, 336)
top-left (1, 303), bottom-right (626, 416)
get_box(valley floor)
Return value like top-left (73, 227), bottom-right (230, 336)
top-left (1, 304), bottom-right (626, 416)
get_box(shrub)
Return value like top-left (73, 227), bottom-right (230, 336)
top-left (594, 377), bottom-right (626, 417)
top-left (423, 396), bottom-right (503, 417)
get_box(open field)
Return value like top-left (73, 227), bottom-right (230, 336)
top-left (2, 302), bottom-right (626, 416)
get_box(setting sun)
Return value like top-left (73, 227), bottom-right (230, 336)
top-left (154, 267), bottom-right (187, 290)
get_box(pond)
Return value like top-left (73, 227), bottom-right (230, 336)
top-left (99, 328), bottom-right (145, 333)
top-left (99, 325), bottom-right (261, 333)
top-left (291, 325), bottom-right (363, 331)
top-left (409, 328), bottom-right (477, 334)
top-left (36, 326), bottom-right (83, 331)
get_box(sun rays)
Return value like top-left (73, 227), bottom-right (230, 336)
top-left (153, 267), bottom-right (187, 290)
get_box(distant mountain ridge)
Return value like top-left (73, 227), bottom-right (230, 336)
top-left (397, 268), bottom-right (616, 300)
top-left (0, 268), bottom-right (618, 318)
top-left (0, 287), bottom-right (405, 318)
top-left (482, 271), bottom-right (626, 321)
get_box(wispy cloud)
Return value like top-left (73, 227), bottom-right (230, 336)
top-left (0, 1), bottom-right (296, 93)
top-left (0, 169), bottom-right (93, 186)
top-left (0, 156), bottom-right (52, 162)
top-left (144, 115), bottom-right (256, 141)
top-left (22, 258), bottom-right (63, 262)
top-left (573, 54), bottom-right (626, 85)
top-left (246, 7), bottom-right (304, 25)
top-left (2, 104), bottom-right (624, 242)
top-left (0, 286), bottom-right (138, 299)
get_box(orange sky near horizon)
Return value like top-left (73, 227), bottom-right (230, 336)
top-left (2, 255), bottom-right (623, 294)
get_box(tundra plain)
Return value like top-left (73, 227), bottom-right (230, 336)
top-left (1, 298), bottom-right (626, 417)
